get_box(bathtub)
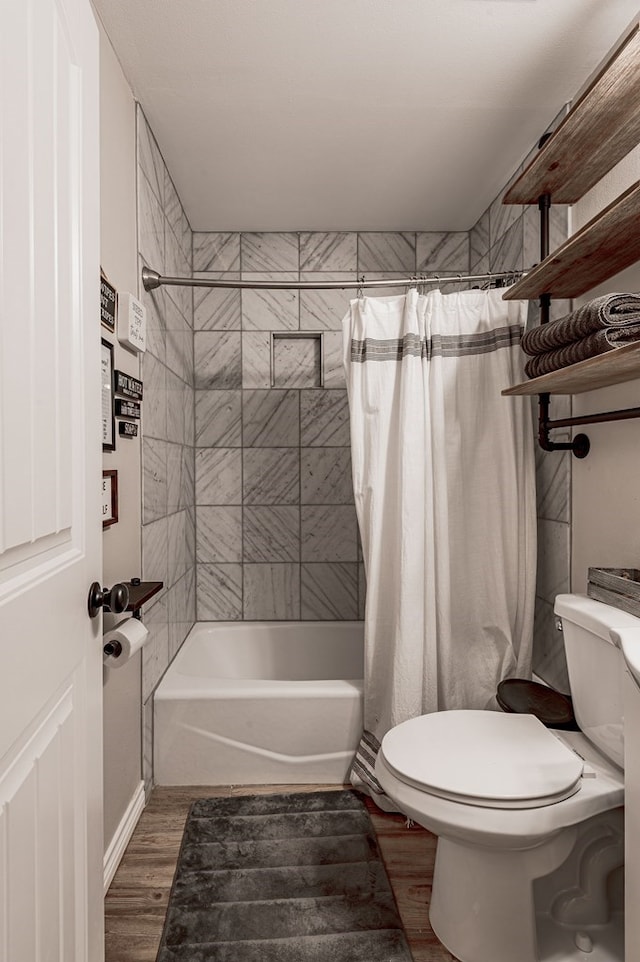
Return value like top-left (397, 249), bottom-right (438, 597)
top-left (154, 621), bottom-right (364, 785)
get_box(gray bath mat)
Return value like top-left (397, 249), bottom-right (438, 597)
top-left (156, 789), bottom-right (412, 962)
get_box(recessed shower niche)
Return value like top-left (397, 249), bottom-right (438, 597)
top-left (271, 331), bottom-right (324, 388)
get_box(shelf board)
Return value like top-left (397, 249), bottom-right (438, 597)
top-left (125, 580), bottom-right (163, 612)
top-left (502, 341), bottom-right (640, 396)
top-left (503, 179), bottom-right (640, 300)
top-left (504, 22), bottom-right (640, 205)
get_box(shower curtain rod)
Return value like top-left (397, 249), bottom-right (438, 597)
top-left (141, 265), bottom-right (524, 293)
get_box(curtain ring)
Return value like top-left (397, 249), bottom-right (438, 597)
top-left (357, 274), bottom-right (365, 299)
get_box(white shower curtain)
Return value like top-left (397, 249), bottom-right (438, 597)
top-left (343, 286), bottom-right (536, 806)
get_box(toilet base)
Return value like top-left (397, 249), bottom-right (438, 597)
top-left (429, 813), bottom-right (624, 962)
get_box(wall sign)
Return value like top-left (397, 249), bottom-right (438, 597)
top-left (115, 399), bottom-right (141, 419)
top-left (101, 339), bottom-right (115, 452)
top-left (100, 272), bottom-right (117, 333)
top-left (102, 470), bottom-right (118, 528)
top-left (119, 421), bottom-right (138, 438)
top-left (114, 370), bottom-right (143, 400)
top-left (118, 291), bottom-right (147, 353)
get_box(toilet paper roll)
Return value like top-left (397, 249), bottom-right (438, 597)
top-left (103, 617), bottom-right (149, 668)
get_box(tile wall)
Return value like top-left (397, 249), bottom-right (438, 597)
top-left (192, 230), bottom-right (470, 622)
top-left (469, 113), bottom-right (572, 692)
top-left (137, 108), bottom-right (196, 790)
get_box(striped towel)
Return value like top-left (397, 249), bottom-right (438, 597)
top-left (524, 324), bottom-right (640, 378)
top-left (522, 293), bottom-right (640, 356)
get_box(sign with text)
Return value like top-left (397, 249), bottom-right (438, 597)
top-left (100, 273), bottom-right (117, 332)
top-left (119, 421), bottom-right (138, 438)
top-left (114, 370), bottom-right (143, 400)
top-left (115, 398), bottom-right (141, 419)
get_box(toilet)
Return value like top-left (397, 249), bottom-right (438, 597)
top-left (376, 594), bottom-right (640, 962)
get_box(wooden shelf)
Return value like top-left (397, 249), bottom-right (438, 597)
top-left (503, 179), bottom-right (640, 300)
top-left (504, 22), bottom-right (640, 205)
top-left (125, 580), bottom-right (163, 613)
top-left (502, 341), bottom-right (640, 396)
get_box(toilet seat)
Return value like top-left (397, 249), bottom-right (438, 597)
top-left (380, 710), bottom-right (584, 809)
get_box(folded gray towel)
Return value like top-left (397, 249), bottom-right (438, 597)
top-left (524, 324), bottom-right (640, 378)
top-left (522, 293), bottom-right (640, 356)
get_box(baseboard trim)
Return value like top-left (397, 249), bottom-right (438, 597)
top-left (103, 780), bottom-right (146, 894)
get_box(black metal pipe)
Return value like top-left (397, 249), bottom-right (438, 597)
top-left (548, 406), bottom-right (640, 429)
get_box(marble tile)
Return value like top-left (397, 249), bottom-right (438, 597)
top-left (186, 505), bottom-right (196, 564)
top-left (532, 596), bottom-right (570, 693)
top-left (358, 233), bottom-right (416, 273)
top-left (194, 274), bottom-right (241, 331)
top-left (273, 337), bottom-right (321, 389)
top-left (139, 257), bottom-right (167, 364)
top-left (358, 562), bottom-right (366, 620)
top-left (165, 281), bottom-right (193, 329)
top-left (242, 233), bottom-right (299, 272)
top-left (193, 233), bottom-right (241, 272)
top-left (490, 193), bottom-right (522, 249)
top-left (142, 598), bottom-right (169, 701)
top-left (164, 174), bottom-right (189, 266)
top-left (241, 282), bottom-right (299, 332)
top-left (357, 272), bottom-right (408, 297)
top-left (469, 252), bottom-right (490, 276)
top-left (300, 563), bottom-right (358, 620)
top-left (166, 369), bottom-right (189, 444)
top-left (142, 694), bottom-right (154, 796)
top-left (300, 447), bottom-right (353, 504)
top-left (535, 440), bottom-right (571, 523)
top-left (197, 563), bottom-right (243, 620)
top-left (142, 438), bottom-right (167, 523)
top-left (196, 390), bottom-right (242, 447)
top-left (301, 390), bottom-right (350, 446)
top-left (169, 435), bottom-right (191, 508)
top-left (243, 389), bottom-right (299, 446)
top-left (243, 448), bottom-right (300, 505)
top-left (536, 518), bottom-right (571, 605)
top-left (242, 332), bottom-right (272, 388)
top-left (196, 505), bottom-right (242, 562)
top-left (136, 107), bottom-right (164, 207)
top-left (168, 569), bottom-right (195, 660)
top-left (194, 331), bottom-right (242, 389)
top-left (166, 309), bottom-right (190, 383)
top-left (322, 332), bottom-right (346, 389)
top-left (142, 353), bottom-right (167, 442)
top-left (138, 172), bottom-right (165, 272)
top-left (299, 276), bottom-right (355, 331)
top-left (195, 448), bottom-right (242, 504)
top-left (299, 233), bottom-right (357, 271)
top-left (243, 563), bottom-right (300, 620)
top-left (164, 217), bottom-right (190, 282)
top-left (142, 516), bottom-right (169, 588)
top-left (416, 232), bottom-right (469, 272)
top-left (168, 509), bottom-right (187, 587)
top-left (489, 217), bottom-right (524, 273)
top-left (470, 210), bottom-right (490, 267)
top-left (243, 506), bottom-right (300, 563)
top-left (301, 505), bottom-right (358, 562)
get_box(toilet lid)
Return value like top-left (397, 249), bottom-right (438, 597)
top-left (380, 711), bottom-right (584, 809)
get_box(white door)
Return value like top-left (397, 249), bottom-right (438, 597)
top-left (0, 0), bottom-right (103, 959)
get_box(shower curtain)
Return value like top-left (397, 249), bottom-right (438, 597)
top-left (343, 286), bottom-right (536, 806)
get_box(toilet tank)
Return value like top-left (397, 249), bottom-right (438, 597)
top-left (554, 593), bottom-right (640, 770)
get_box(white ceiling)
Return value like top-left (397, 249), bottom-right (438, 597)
top-left (93, 0), bottom-right (640, 232)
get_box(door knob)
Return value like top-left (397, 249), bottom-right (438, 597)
top-left (87, 581), bottom-right (130, 618)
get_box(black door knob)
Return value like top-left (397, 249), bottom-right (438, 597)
top-left (87, 581), bottom-right (130, 618)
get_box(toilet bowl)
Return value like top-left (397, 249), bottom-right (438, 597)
top-left (375, 594), bottom-right (639, 962)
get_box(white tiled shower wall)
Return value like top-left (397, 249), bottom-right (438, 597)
top-left (136, 108), bottom-right (572, 786)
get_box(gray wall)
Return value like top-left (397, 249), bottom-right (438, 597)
top-left (137, 107), bottom-right (196, 792)
top-left (191, 230), bottom-right (470, 621)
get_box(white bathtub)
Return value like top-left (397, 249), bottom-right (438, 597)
top-left (154, 621), bottom-right (364, 785)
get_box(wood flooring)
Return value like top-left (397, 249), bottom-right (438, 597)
top-left (104, 784), bottom-right (459, 962)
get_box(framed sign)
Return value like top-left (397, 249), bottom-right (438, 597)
top-left (119, 421), bottom-right (138, 438)
top-left (101, 338), bottom-right (115, 451)
top-left (114, 370), bottom-right (143, 400)
top-left (102, 470), bottom-right (118, 528)
top-left (100, 271), bottom-right (117, 332)
top-left (115, 398), bottom-right (141, 419)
